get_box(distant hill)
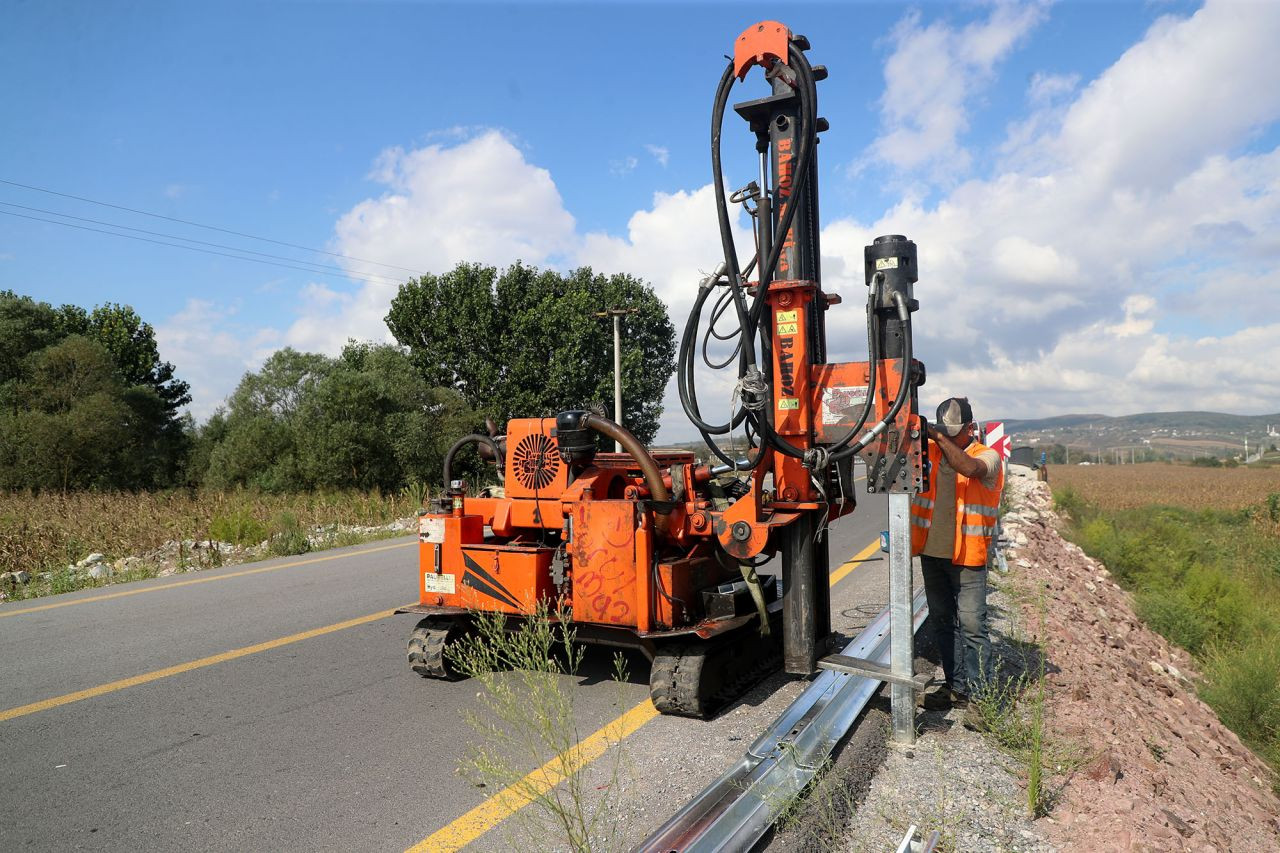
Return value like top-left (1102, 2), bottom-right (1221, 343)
top-left (995, 410), bottom-right (1280, 461)
top-left (1001, 411), bottom-right (1280, 434)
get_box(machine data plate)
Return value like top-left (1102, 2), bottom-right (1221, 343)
top-left (423, 573), bottom-right (456, 595)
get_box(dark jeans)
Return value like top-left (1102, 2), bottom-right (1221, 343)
top-left (920, 554), bottom-right (990, 695)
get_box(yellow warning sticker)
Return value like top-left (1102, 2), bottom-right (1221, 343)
top-left (875, 257), bottom-right (899, 270)
top-left (776, 310), bottom-right (798, 322)
top-left (776, 322), bottom-right (798, 335)
top-left (778, 398), bottom-right (800, 410)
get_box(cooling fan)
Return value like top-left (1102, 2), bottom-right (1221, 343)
top-left (511, 433), bottom-right (561, 490)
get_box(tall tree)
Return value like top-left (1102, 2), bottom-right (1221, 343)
top-left (0, 292), bottom-right (191, 489)
top-left (385, 262), bottom-right (676, 443)
top-left (200, 343), bottom-right (474, 491)
top-left (0, 336), bottom-right (134, 490)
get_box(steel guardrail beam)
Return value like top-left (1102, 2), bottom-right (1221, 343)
top-left (637, 588), bottom-right (928, 852)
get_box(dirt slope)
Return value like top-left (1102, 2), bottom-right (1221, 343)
top-left (1002, 468), bottom-right (1280, 851)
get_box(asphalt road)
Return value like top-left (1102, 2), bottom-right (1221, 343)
top-left (0, 490), bottom-right (891, 852)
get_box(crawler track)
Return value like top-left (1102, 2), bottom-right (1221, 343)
top-left (406, 616), bottom-right (468, 680)
top-left (650, 625), bottom-right (784, 719)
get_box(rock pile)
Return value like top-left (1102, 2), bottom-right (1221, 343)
top-left (1002, 465), bottom-right (1280, 851)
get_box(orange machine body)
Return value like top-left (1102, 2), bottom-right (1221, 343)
top-left (416, 418), bottom-right (738, 636)
top-left (415, 340), bottom-right (918, 636)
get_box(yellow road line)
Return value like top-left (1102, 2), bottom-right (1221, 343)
top-left (0, 542), bottom-right (414, 619)
top-left (829, 537), bottom-right (882, 587)
top-left (408, 700), bottom-right (661, 853)
top-left (411, 534), bottom-right (880, 851)
top-left (0, 607), bottom-right (401, 723)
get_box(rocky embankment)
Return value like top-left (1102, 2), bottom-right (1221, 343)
top-left (1002, 469), bottom-right (1280, 851)
top-left (838, 466), bottom-right (1279, 852)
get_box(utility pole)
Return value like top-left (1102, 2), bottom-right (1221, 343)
top-left (595, 307), bottom-right (639, 425)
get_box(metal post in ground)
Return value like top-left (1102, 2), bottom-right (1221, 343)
top-left (888, 491), bottom-right (915, 743)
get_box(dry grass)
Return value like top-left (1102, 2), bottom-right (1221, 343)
top-left (0, 489), bottom-right (420, 575)
top-left (1049, 463), bottom-right (1280, 511)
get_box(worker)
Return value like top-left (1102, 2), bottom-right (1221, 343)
top-left (911, 397), bottom-right (1005, 712)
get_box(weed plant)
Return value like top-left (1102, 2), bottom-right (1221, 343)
top-left (445, 604), bottom-right (631, 852)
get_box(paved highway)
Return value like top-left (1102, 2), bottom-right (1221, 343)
top-left (0, 490), bottom-right (892, 851)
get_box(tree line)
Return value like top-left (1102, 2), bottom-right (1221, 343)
top-left (1, 262), bottom-right (675, 493)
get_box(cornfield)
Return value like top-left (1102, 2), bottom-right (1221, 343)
top-left (1048, 462), bottom-right (1280, 512)
top-left (0, 489), bottom-right (420, 576)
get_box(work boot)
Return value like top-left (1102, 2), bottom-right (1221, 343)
top-left (920, 687), bottom-right (952, 711)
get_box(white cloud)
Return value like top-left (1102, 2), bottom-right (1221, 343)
top-left (932, 298), bottom-right (1280, 419)
top-left (1027, 71), bottom-right (1078, 106)
top-left (281, 129), bottom-right (578, 355)
top-left (832, 0), bottom-right (1280, 420)
top-left (645, 144), bottom-right (670, 168)
top-left (1048, 1), bottom-right (1280, 192)
top-left (155, 299), bottom-right (280, 419)
top-left (865, 2), bottom-right (1048, 179)
top-left (610, 155), bottom-right (640, 175)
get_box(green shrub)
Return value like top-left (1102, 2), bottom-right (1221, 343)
top-left (1053, 486), bottom-right (1089, 521)
top-left (268, 511), bottom-right (310, 557)
top-left (1201, 639), bottom-right (1280, 767)
top-left (209, 508), bottom-right (270, 546)
top-left (1135, 589), bottom-right (1209, 654)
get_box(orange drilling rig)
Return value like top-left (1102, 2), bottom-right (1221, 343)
top-left (399, 21), bottom-right (928, 718)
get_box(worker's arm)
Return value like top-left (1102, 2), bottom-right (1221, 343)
top-left (927, 426), bottom-right (989, 480)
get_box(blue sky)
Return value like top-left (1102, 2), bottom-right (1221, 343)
top-left (3, 0), bottom-right (1278, 441)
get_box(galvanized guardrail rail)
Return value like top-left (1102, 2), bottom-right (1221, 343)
top-left (637, 588), bottom-right (928, 852)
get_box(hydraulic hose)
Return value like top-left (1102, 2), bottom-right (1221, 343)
top-left (832, 291), bottom-right (914, 461)
top-left (692, 44), bottom-right (821, 464)
top-left (441, 434), bottom-right (505, 487)
top-left (823, 274), bottom-right (883, 455)
top-left (745, 44), bottom-right (819, 328)
top-left (579, 414), bottom-right (668, 503)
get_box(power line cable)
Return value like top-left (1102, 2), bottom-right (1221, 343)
top-left (0, 209), bottom-right (407, 286)
top-left (0, 200), bottom-right (407, 285)
top-left (0, 177), bottom-right (428, 276)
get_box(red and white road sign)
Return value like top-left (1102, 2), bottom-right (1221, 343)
top-left (983, 421), bottom-right (1011, 461)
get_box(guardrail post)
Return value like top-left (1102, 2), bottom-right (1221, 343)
top-left (888, 491), bottom-right (915, 743)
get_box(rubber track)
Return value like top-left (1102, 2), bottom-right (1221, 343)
top-left (407, 616), bottom-right (464, 680)
top-left (651, 628), bottom-right (783, 719)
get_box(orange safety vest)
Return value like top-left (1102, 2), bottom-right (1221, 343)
top-left (910, 440), bottom-right (1004, 567)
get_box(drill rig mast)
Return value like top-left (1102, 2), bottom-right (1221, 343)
top-left (400, 21), bottom-right (928, 718)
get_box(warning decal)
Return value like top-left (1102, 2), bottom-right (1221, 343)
top-left (821, 385), bottom-right (869, 424)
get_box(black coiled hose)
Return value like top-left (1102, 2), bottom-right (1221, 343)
top-left (681, 42), bottom-right (822, 467)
